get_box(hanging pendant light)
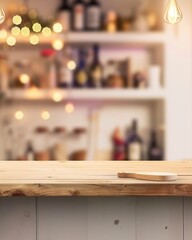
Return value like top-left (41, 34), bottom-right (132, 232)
top-left (0, 5), bottom-right (5, 24)
top-left (164, 0), bottom-right (182, 24)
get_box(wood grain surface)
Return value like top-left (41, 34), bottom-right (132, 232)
top-left (0, 161), bottom-right (192, 197)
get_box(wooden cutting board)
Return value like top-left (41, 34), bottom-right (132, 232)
top-left (118, 172), bottom-right (178, 181)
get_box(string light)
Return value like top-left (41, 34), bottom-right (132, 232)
top-left (11, 26), bottom-right (21, 37)
top-left (32, 23), bottom-right (42, 33)
top-left (42, 27), bottom-right (52, 37)
top-left (21, 27), bottom-right (30, 37)
top-left (164, 0), bottom-right (182, 24)
top-left (29, 35), bottom-right (39, 45)
top-left (53, 22), bottom-right (63, 33)
top-left (6, 36), bottom-right (16, 46)
top-left (12, 15), bottom-right (22, 25)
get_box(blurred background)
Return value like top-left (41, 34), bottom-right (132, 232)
top-left (0, 0), bottom-right (192, 161)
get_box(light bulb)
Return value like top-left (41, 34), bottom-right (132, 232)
top-left (0, 6), bottom-right (5, 24)
top-left (164, 0), bottom-right (182, 24)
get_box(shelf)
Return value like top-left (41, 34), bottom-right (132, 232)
top-left (5, 89), bottom-right (166, 101)
top-left (65, 32), bottom-right (166, 45)
top-left (0, 32), bottom-right (166, 46)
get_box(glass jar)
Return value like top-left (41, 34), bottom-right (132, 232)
top-left (68, 128), bottom-right (88, 161)
top-left (33, 126), bottom-right (50, 161)
top-left (51, 127), bottom-right (67, 161)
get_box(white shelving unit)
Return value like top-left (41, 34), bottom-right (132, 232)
top-left (1, 0), bottom-right (192, 161)
top-left (5, 89), bottom-right (166, 101)
top-left (0, 32), bottom-right (166, 46)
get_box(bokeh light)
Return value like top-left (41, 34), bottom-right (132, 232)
top-left (19, 74), bottom-right (30, 84)
top-left (32, 23), bottom-right (42, 33)
top-left (15, 111), bottom-right (24, 120)
top-left (42, 27), bottom-right (52, 37)
top-left (11, 26), bottom-right (21, 37)
top-left (21, 27), bottom-right (30, 37)
top-left (52, 39), bottom-right (64, 51)
top-left (12, 15), bottom-right (22, 25)
top-left (41, 111), bottom-right (50, 120)
top-left (67, 60), bottom-right (76, 70)
top-left (52, 92), bottom-right (63, 102)
top-left (65, 103), bottom-right (74, 114)
top-left (53, 22), bottom-right (63, 33)
top-left (29, 35), bottom-right (39, 45)
top-left (6, 36), bottom-right (16, 46)
top-left (0, 29), bottom-right (7, 39)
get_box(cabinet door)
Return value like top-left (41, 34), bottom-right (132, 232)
top-left (87, 197), bottom-right (135, 240)
top-left (136, 197), bottom-right (183, 240)
top-left (0, 197), bottom-right (36, 240)
top-left (37, 197), bottom-right (87, 240)
top-left (184, 198), bottom-right (192, 240)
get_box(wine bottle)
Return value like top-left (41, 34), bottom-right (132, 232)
top-left (147, 130), bottom-right (163, 160)
top-left (25, 141), bottom-right (35, 161)
top-left (72, 0), bottom-right (85, 31)
top-left (57, 0), bottom-right (71, 31)
top-left (86, 0), bottom-right (101, 31)
top-left (74, 49), bottom-right (88, 88)
top-left (126, 119), bottom-right (143, 161)
top-left (56, 52), bottom-right (73, 88)
top-left (89, 45), bottom-right (103, 88)
top-left (112, 128), bottom-right (125, 161)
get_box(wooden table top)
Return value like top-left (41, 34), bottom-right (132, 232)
top-left (0, 161), bottom-right (192, 197)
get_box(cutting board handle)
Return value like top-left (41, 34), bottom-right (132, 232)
top-left (118, 172), bottom-right (178, 181)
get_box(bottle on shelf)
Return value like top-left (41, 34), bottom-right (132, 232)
top-left (72, 0), bottom-right (85, 31)
top-left (147, 130), bottom-right (163, 160)
top-left (56, 52), bottom-right (73, 88)
top-left (57, 0), bottom-right (71, 32)
top-left (25, 141), bottom-right (35, 161)
top-left (105, 11), bottom-right (118, 32)
top-left (89, 44), bottom-right (103, 88)
top-left (86, 0), bottom-right (101, 31)
top-left (132, 71), bottom-right (147, 88)
top-left (73, 48), bottom-right (88, 88)
top-left (112, 128), bottom-right (125, 160)
top-left (125, 119), bottom-right (143, 161)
